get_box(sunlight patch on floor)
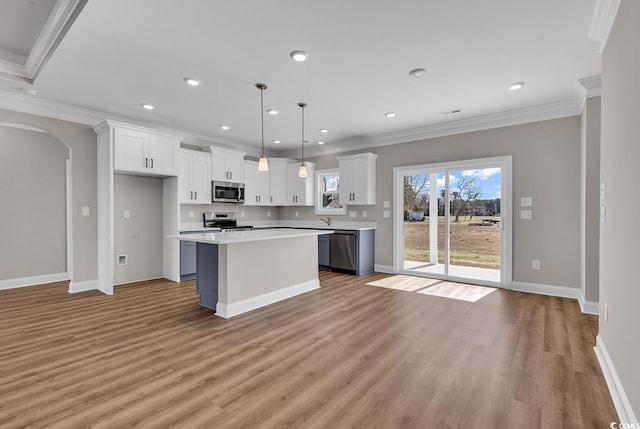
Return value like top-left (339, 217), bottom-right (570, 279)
top-left (366, 275), bottom-right (497, 302)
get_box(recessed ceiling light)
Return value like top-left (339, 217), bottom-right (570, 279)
top-left (317, 141), bottom-right (325, 145)
top-left (509, 82), bottom-right (525, 90)
top-left (141, 103), bottom-right (155, 110)
top-left (273, 140), bottom-right (281, 144)
top-left (290, 50), bottom-right (309, 62)
top-left (385, 112), bottom-right (396, 118)
top-left (267, 109), bottom-right (278, 115)
top-left (220, 125), bottom-right (230, 130)
top-left (319, 129), bottom-right (328, 133)
top-left (409, 68), bottom-right (426, 78)
top-left (184, 77), bottom-right (201, 86)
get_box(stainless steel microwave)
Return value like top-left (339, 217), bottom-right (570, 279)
top-left (212, 181), bottom-right (245, 203)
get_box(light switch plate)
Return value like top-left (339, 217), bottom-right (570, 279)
top-left (600, 182), bottom-right (606, 200)
top-left (189, 211), bottom-right (194, 218)
top-left (349, 211), bottom-right (357, 218)
top-left (123, 209), bottom-right (130, 219)
top-left (383, 200), bottom-right (390, 208)
top-left (521, 197), bottom-right (532, 207)
top-left (383, 210), bottom-right (390, 218)
top-left (520, 210), bottom-right (532, 220)
top-left (81, 206), bottom-right (90, 216)
top-left (600, 206), bottom-right (606, 224)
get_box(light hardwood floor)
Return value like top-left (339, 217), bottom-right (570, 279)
top-left (0, 272), bottom-right (617, 428)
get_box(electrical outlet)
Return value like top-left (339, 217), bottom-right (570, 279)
top-left (189, 211), bottom-right (194, 219)
top-left (295, 211), bottom-right (299, 217)
top-left (123, 209), bottom-right (130, 219)
top-left (604, 303), bottom-right (608, 322)
top-left (267, 210), bottom-right (271, 217)
top-left (362, 211), bottom-right (367, 218)
top-left (600, 182), bottom-right (606, 200)
top-left (383, 210), bottom-right (390, 218)
top-left (532, 259), bottom-right (540, 270)
top-left (600, 206), bottom-right (606, 224)
top-left (521, 210), bottom-right (532, 220)
top-left (240, 211), bottom-right (245, 217)
top-left (349, 211), bottom-right (357, 218)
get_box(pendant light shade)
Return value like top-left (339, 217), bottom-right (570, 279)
top-left (256, 83), bottom-right (269, 171)
top-left (298, 102), bottom-right (307, 178)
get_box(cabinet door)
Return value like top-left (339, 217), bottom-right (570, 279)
top-left (226, 152), bottom-right (244, 182)
top-left (338, 159), bottom-right (354, 204)
top-left (269, 160), bottom-right (288, 206)
top-left (286, 164), bottom-right (303, 205)
top-left (147, 135), bottom-right (178, 176)
top-left (114, 128), bottom-right (147, 173)
top-left (190, 153), bottom-right (211, 203)
top-left (210, 149), bottom-right (228, 182)
top-left (178, 153), bottom-right (192, 204)
top-left (255, 169), bottom-right (270, 206)
top-left (243, 161), bottom-right (258, 206)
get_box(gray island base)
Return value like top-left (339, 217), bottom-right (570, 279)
top-left (174, 229), bottom-right (333, 318)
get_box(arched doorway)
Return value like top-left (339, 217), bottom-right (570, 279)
top-left (0, 123), bottom-right (73, 289)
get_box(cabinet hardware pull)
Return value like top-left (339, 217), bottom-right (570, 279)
top-left (150, 158), bottom-right (154, 168)
top-left (145, 157), bottom-right (148, 168)
top-left (190, 191), bottom-right (193, 199)
top-left (194, 191), bottom-right (197, 199)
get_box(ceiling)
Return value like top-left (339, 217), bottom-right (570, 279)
top-left (1, 0), bottom-right (601, 157)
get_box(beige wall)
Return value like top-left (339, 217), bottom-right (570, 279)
top-left (580, 97), bottom-right (601, 303)
top-left (282, 116), bottom-right (582, 289)
top-left (0, 126), bottom-right (68, 280)
top-left (114, 174), bottom-right (164, 285)
top-left (0, 108), bottom-right (97, 283)
top-left (599, 0), bottom-right (640, 416)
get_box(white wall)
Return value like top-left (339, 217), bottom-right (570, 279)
top-left (0, 126), bottom-right (68, 280)
top-left (599, 0), bottom-right (640, 418)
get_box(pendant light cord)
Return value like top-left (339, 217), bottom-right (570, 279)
top-left (260, 86), bottom-right (265, 157)
top-left (299, 102), bottom-right (306, 165)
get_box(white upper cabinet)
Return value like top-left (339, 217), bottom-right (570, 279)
top-left (268, 158), bottom-right (290, 206)
top-left (286, 162), bottom-right (316, 206)
top-left (243, 160), bottom-right (270, 206)
top-left (210, 146), bottom-right (245, 182)
top-left (113, 127), bottom-right (180, 176)
top-left (337, 153), bottom-right (378, 205)
top-left (179, 149), bottom-right (211, 204)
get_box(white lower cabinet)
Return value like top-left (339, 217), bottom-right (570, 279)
top-left (286, 162), bottom-right (315, 206)
top-left (179, 149), bottom-right (211, 204)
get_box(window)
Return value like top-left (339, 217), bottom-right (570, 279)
top-left (315, 169), bottom-right (346, 215)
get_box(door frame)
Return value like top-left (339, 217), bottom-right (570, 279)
top-left (392, 155), bottom-right (513, 288)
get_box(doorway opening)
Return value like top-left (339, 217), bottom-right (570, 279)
top-left (394, 156), bottom-right (512, 288)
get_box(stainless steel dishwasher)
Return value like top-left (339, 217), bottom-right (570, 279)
top-left (329, 230), bottom-right (357, 273)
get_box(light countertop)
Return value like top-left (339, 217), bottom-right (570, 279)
top-left (172, 228), bottom-right (333, 244)
top-left (180, 220), bottom-right (376, 232)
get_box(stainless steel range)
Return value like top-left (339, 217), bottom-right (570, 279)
top-left (203, 212), bottom-right (253, 232)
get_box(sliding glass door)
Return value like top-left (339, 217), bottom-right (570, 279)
top-left (396, 156), bottom-right (511, 287)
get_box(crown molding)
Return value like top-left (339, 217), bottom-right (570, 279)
top-left (0, 88), bottom-right (259, 155)
top-left (578, 75), bottom-right (602, 98)
top-left (293, 98), bottom-right (584, 159)
top-left (0, 0), bottom-right (87, 84)
top-left (589, 0), bottom-right (622, 54)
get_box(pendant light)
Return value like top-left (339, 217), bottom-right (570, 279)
top-left (298, 102), bottom-right (307, 177)
top-left (256, 83), bottom-right (269, 171)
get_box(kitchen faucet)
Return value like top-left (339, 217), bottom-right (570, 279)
top-left (320, 217), bottom-right (331, 226)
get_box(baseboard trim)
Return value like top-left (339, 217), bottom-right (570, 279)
top-left (594, 335), bottom-right (638, 424)
top-left (216, 279), bottom-right (320, 319)
top-left (0, 272), bottom-right (68, 290)
top-left (68, 279), bottom-right (99, 294)
top-left (511, 281), bottom-right (600, 315)
top-left (374, 264), bottom-right (395, 274)
top-left (579, 290), bottom-right (600, 315)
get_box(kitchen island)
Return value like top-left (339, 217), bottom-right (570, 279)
top-left (173, 229), bottom-right (333, 318)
